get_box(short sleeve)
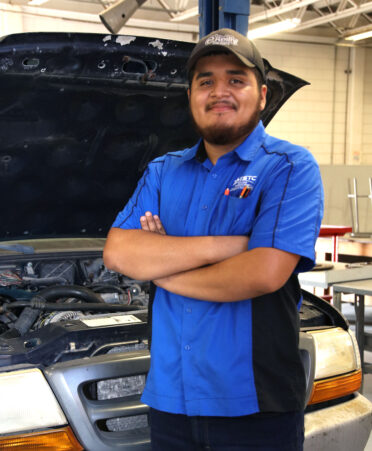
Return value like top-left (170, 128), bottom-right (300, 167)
top-left (111, 159), bottom-right (163, 230)
top-left (248, 154), bottom-right (324, 273)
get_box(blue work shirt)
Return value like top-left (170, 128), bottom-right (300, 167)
top-left (112, 121), bottom-right (324, 416)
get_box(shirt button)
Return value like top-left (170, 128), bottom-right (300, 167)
top-left (211, 173), bottom-right (217, 179)
top-left (186, 308), bottom-right (192, 313)
top-left (202, 205), bottom-right (208, 210)
top-left (184, 345), bottom-right (191, 351)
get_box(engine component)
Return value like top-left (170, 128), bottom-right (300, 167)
top-left (4, 285), bottom-right (105, 336)
top-left (0, 270), bottom-right (22, 287)
top-left (39, 311), bottom-right (84, 326)
top-left (22, 261), bottom-right (76, 286)
top-left (81, 259), bottom-right (120, 286)
top-left (4, 300), bottom-right (141, 313)
top-left (0, 257), bottom-right (150, 337)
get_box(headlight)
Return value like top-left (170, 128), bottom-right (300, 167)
top-left (310, 327), bottom-right (360, 379)
top-left (307, 327), bottom-right (362, 405)
top-left (0, 368), bottom-right (67, 434)
top-left (0, 368), bottom-right (83, 449)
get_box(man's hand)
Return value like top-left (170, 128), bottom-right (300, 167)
top-left (140, 212), bottom-right (166, 235)
top-left (104, 222), bottom-right (249, 281)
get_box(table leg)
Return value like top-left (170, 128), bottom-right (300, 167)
top-left (354, 294), bottom-right (365, 391)
top-left (331, 235), bottom-right (339, 262)
top-left (333, 290), bottom-right (342, 311)
top-left (333, 235), bottom-right (338, 262)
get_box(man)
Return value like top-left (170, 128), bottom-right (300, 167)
top-left (104, 28), bottom-right (323, 450)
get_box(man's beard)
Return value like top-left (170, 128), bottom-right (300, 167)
top-left (190, 101), bottom-right (262, 146)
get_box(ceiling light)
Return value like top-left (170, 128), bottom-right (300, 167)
top-left (99, 0), bottom-right (147, 34)
top-left (27, 0), bottom-right (49, 5)
top-left (344, 25), bottom-right (372, 41)
top-left (171, 6), bottom-right (198, 22)
top-left (248, 18), bottom-right (301, 40)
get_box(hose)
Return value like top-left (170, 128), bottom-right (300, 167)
top-left (33, 285), bottom-right (105, 304)
top-left (22, 277), bottom-right (69, 286)
top-left (11, 285), bottom-right (106, 336)
top-left (13, 307), bottom-right (40, 336)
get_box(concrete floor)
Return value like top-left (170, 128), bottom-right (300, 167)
top-left (360, 352), bottom-right (372, 450)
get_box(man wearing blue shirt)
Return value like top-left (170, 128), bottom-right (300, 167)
top-left (104, 28), bottom-right (323, 450)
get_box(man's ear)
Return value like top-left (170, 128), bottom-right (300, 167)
top-left (187, 88), bottom-right (190, 99)
top-left (260, 85), bottom-right (267, 111)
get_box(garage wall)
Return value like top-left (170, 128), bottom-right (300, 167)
top-left (362, 48), bottom-right (372, 165)
top-left (257, 39), bottom-right (351, 165)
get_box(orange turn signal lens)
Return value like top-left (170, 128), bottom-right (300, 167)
top-left (308, 370), bottom-right (362, 405)
top-left (0, 426), bottom-right (83, 450)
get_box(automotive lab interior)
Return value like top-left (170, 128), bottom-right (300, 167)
top-left (0, 1), bottom-right (372, 450)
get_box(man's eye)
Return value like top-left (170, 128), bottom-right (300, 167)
top-left (230, 78), bottom-right (244, 85)
top-left (200, 79), bottom-right (212, 86)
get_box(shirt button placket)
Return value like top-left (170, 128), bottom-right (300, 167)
top-left (201, 171), bottom-right (219, 212)
top-left (183, 306), bottom-right (192, 350)
top-left (182, 301), bottom-right (194, 409)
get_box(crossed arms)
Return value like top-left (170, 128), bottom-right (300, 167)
top-left (103, 212), bottom-right (300, 302)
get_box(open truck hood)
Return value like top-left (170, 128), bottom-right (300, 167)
top-left (0, 32), bottom-right (308, 240)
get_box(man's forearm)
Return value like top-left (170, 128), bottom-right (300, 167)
top-left (154, 247), bottom-right (300, 302)
top-left (103, 227), bottom-right (249, 280)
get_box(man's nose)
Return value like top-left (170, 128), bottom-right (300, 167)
top-left (211, 80), bottom-right (229, 97)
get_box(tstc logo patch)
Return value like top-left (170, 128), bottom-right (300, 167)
top-left (230, 175), bottom-right (257, 195)
top-left (205, 34), bottom-right (238, 47)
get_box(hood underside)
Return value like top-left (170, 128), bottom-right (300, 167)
top-left (0, 32), bottom-right (308, 240)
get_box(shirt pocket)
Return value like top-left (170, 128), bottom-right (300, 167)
top-left (214, 196), bottom-right (255, 236)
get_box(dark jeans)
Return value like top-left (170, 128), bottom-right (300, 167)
top-left (149, 408), bottom-right (304, 451)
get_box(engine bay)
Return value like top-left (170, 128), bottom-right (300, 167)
top-left (0, 254), bottom-right (150, 367)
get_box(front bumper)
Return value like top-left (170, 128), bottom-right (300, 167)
top-left (2, 349), bottom-right (371, 451)
top-left (304, 392), bottom-right (372, 451)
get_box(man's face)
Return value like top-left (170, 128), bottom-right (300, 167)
top-left (188, 53), bottom-right (267, 146)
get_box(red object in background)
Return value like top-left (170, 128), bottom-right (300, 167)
top-left (319, 226), bottom-right (353, 262)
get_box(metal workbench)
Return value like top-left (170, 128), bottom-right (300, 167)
top-left (299, 262), bottom-right (372, 289)
top-left (333, 279), bottom-right (372, 378)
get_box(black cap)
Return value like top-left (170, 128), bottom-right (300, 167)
top-left (187, 28), bottom-right (265, 82)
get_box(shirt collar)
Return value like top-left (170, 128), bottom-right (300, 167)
top-left (180, 120), bottom-right (266, 164)
top-left (179, 140), bottom-right (203, 162)
top-left (234, 121), bottom-right (266, 162)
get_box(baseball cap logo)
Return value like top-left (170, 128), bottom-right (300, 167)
top-left (205, 34), bottom-right (238, 46)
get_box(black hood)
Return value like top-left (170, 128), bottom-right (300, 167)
top-left (0, 32), bottom-right (308, 240)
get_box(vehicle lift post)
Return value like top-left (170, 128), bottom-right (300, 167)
top-left (198, 0), bottom-right (250, 37)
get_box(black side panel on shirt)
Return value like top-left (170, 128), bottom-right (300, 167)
top-left (147, 282), bottom-right (156, 351)
top-left (252, 274), bottom-right (306, 412)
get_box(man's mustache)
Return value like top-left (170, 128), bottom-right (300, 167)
top-left (206, 101), bottom-right (237, 112)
